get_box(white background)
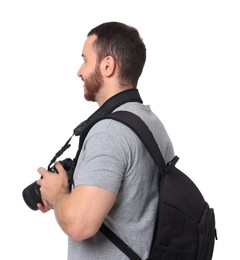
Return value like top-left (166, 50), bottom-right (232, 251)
top-left (0, 1), bottom-right (239, 259)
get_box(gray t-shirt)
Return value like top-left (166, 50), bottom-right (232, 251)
top-left (68, 102), bottom-right (174, 260)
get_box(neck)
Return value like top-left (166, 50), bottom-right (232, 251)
top-left (96, 86), bottom-right (133, 106)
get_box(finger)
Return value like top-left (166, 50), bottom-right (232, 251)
top-left (54, 162), bottom-right (66, 175)
top-left (37, 167), bottom-right (47, 177)
top-left (37, 203), bottom-right (50, 213)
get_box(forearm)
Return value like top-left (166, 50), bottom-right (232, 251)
top-left (53, 188), bottom-right (98, 241)
top-left (53, 185), bottom-right (116, 241)
top-left (53, 189), bottom-right (75, 237)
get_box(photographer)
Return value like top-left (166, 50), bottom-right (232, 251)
top-left (37, 22), bottom-right (174, 260)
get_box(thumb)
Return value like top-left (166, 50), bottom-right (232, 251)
top-left (38, 167), bottom-right (47, 176)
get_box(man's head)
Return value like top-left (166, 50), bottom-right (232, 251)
top-left (78, 22), bottom-right (146, 104)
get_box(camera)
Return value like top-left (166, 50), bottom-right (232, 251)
top-left (22, 158), bottom-right (75, 211)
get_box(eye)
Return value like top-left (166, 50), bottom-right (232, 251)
top-left (82, 55), bottom-right (87, 63)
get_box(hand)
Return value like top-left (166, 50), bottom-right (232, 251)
top-left (37, 162), bottom-right (69, 208)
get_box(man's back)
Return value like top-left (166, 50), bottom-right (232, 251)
top-left (69, 102), bottom-right (174, 259)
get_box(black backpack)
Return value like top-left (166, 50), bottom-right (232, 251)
top-left (91, 110), bottom-right (217, 260)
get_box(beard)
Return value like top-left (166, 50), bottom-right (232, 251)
top-left (83, 64), bottom-right (103, 102)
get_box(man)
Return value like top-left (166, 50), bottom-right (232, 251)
top-left (37, 22), bottom-right (174, 259)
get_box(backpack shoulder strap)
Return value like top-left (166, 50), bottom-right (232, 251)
top-left (104, 110), bottom-right (167, 172)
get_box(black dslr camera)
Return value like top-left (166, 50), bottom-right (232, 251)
top-left (22, 158), bottom-right (75, 211)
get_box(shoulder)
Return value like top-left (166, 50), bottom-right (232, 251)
top-left (86, 117), bottom-right (139, 149)
top-left (84, 102), bottom-right (160, 148)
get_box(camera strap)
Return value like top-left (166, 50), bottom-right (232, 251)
top-left (47, 88), bottom-right (143, 169)
top-left (47, 135), bottom-right (74, 170)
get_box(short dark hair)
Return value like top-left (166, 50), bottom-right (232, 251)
top-left (88, 22), bottom-right (146, 88)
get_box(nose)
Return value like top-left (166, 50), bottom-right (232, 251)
top-left (77, 67), bottom-right (84, 82)
top-left (77, 66), bottom-right (82, 78)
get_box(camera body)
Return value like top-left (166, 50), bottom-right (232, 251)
top-left (22, 158), bottom-right (75, 210)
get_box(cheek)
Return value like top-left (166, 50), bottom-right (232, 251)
top-left (81, 63), bottom-right (93, 76)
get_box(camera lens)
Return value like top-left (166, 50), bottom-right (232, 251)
top-left (22, 181), bottom-right (43, 210)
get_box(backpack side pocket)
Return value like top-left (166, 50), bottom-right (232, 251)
top-left (197, 204), bottom-right (216, 260)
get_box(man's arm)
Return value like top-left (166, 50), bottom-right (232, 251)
top-left (37, 163), bottom-right (117, 241)
top-left (54, 184), bottom-right (116, 241)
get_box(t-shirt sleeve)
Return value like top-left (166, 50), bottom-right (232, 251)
top-left (73, 119), bottom-right (130, 194)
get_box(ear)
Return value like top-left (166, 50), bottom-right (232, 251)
top-left (100, 56), bottom-right (116, 77)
